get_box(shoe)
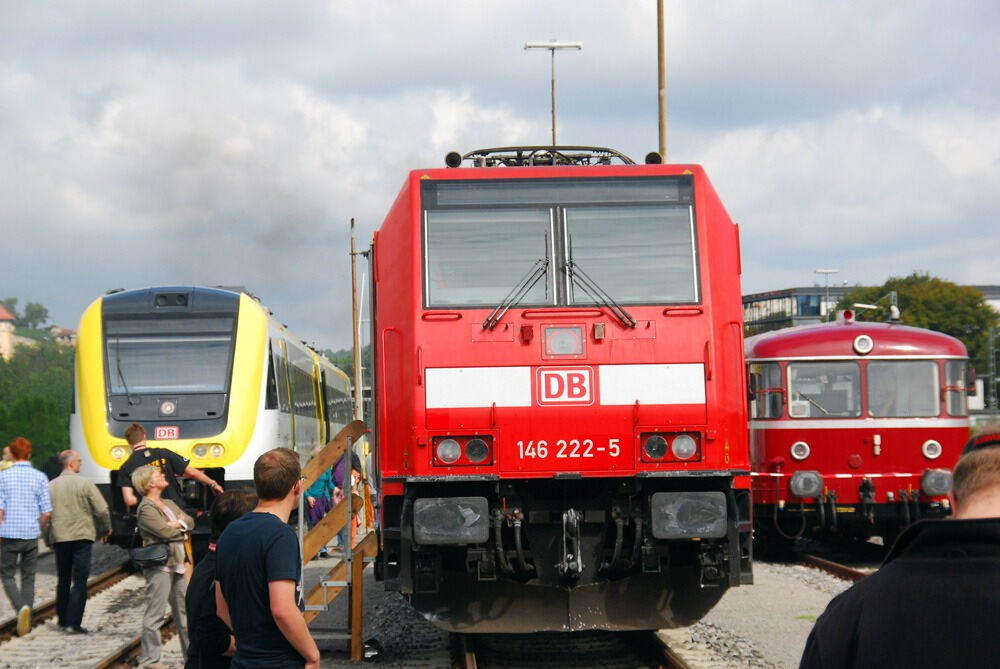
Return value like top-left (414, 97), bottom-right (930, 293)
top-left (70, 626), bottom-right (89, 634)
top-left (318, 549), bottom-right (330, 558)
top-left (16, 605), bottom-right (31, 636)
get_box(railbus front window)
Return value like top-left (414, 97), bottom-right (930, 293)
top-left (945, 360), bottom-right (970, 417)
top-left (749, 361), bottom-right (783, 419)
top-left (787, 361), bottom-right (861, 418)
top-left (867, 361), bottom-right (940, 417)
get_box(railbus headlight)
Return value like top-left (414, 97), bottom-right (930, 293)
top-left (789, 470), bottom-right (823, 498)
top-left (193, 444), bottom-right (209, 458)
top-left (671, 434), bottom-right (698, 460)
top-left (790, 441), bottom-right (811, 461)
top-left (921, 440), bottom-right (942, 460)
top-left (644, 435), bottom-right (668, 459)
top-left (465, 438), bottom-right (490, 463)
top-left (110, 445), bottom-right (127, 462)
top-left (210, 444), bottom-right (225, 458)
top-left (436, 438), bottom-right (462, 464)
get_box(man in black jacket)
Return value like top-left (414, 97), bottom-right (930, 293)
top-left (185, 489), bottom-right (256, 668)
top-left (800, 429), bottom-right (1000, 668)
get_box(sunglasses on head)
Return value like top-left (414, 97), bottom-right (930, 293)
top-left (963, 432), bottom-right (1000, 455)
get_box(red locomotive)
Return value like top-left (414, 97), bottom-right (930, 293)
top-left (746, 311), bottom-right (970, 549)
top-left (369, 146), bottom-right (752, 632)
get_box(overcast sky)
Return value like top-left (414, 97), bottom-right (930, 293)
top-left (2, 1), bottom-right (998, 351)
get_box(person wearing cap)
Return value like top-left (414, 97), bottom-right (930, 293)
top-left (799, 426), bottom-right (1000, 668)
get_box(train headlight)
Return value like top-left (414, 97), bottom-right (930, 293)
top-left (210, 444), bottom-right (225, 458)
top-left (436, 438), bottom-right (461, 464)
top-left (921, 469), bottom-right (952, 496)
top-left (853, 335), bottom-right (874, 355)
top-left (650, 491), bottom-right (728, 539)
top-left (790, 441), bottom-right (811, 461)
top-left (160, 400), bottom-right (177, 416)
top-left (193, 444), bottom-right (209, 458)
top-left (110, 445), bottom-right (127, 461)
top-left (644, 435), bottom-right (668, 459)
top-left (789, 470), bottom-right (823, 498)
top-left (921, 440), bottom-right (943, 460)
top-left (671, 434), bottom-right (697, 460)
top-left (465, 438), bottom-right (490, 463)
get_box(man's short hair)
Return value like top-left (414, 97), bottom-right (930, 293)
top-left (131, 464), bottom-right (159, 496)
top-left (210, 489), bottom-right (258, 541)
top-left (953, 432), bottom-right (1000, 505)
top-left (8, 437), bottom-right (31, 461)
top-left (124, 423), bottom-right (146, 446)
top-left (253, 448), bottom-right (301, 501)
top-left (58, 449), bottom-right (78, 468)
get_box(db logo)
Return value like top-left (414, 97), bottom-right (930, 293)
top-left (537, 367), bottom-right (594, 405)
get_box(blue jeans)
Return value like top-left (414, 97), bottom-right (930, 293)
top-left (0, 537), bottom-right (38, 611)
top-left (54, 540), bottom-right (93, 628)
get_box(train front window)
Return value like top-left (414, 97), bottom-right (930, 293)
top-left (424, 208), bottom-right (552, 307)
top-left (945, 360), bottom-right (970, 417)
top-left (787, 361), bottom-right (861, 418)
top-left (105, 317), bottom-right (235, 394)
top-left (566, 206), bottom-right (697, 303)
top-left (867, 361), bottom-right (940, 417)
top-left (422, 176), bottom-right (697, 308)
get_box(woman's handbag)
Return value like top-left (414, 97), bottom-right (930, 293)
top-left (129, 529), bottom-right (169, 568)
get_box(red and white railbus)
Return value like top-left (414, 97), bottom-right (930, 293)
top-left (369, 146), bottom-right (752, 632)
top-left (746, 311), bottom-right (970, 548)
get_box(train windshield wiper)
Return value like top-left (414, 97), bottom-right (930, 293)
top-left (115, 336), bottom-right (138, 406)
top-left (565, 258), bottom-right (636, 329)
top-left (798, 393), bottom-right (830, 415)
top-left (483, 258), bottom-right (549, 331)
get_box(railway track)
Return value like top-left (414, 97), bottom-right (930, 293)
top-left (801, 554), bottom-right (872, 582)
top-left (94, 615), bottom-right (176, 668)
top-left (0, 562), bottom-right (131, 642)
top-left (451, 630), bottom-right (693, 669)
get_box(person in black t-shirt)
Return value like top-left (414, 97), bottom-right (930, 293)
top-left (185, 489), bottom-right (256, 669)
top-left (117, 423), bottom-right (223, 511)
top-left (215, 448), bottom-right (319, 669)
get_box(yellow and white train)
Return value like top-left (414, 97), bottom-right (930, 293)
top-left (70, 286), bottom-right (352, 543)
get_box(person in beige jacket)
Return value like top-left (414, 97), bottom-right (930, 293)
top-left (48, 450), bottom-right (110, 633)
top-left (133, 464), bottom-right (193, 669)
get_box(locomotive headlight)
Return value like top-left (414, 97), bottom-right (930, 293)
top-left (110, 445), bottom-right (127, 461)
top-left (921, 469), bottom-right (952, 496)
top-left (160, 399), bottom-right (177, 416)
top-left (790, 441), bottom-right (811, 461)
top-left (436, 438), bottom-right (461, 464)
top-left (671, 434), bottom-right (698, 460)
top-left (789, 470), bottom-right (823, 498)
top-left (644, 435), bottom-right (668, 459)
top-left (465, 438), bottom-right (490, 463)
top-left (921, 439), bottom-right (943, 460)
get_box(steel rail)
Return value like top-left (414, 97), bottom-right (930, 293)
top-left (94, 614), bottom-right (175, 669)
top-left (0, 562), bottom-right (131, 642)
top-left (802, 553), bottom-right (870, 582)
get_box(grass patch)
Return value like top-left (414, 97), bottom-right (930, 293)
top-left (795, 615), bottom-right (818, 623)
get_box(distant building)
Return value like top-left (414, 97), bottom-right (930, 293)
top-left (0, 303), bottom-right (13, 361)
top-left (49, 326), bottom-right (76, 346)
top-left (743, 284), bottom-right (1000, 335)
top-left (742, 285), bottom-right (852, 334)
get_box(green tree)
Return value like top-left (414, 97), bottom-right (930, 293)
top-left (0, 340), bottom-right (74, 466)
top-left (21, 301), bottom-right (50, 329)
top-left (323, 345), bottom-right (371, 385)
top-left (836, 272), bottom-right (999, 373)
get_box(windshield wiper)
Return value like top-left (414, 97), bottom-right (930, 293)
top-left (483, 258), bottom-right (549, 331)
top-left (565, 259), bottom-right (636, 329)
top-left (115, 336), bottom-right (139, 406)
